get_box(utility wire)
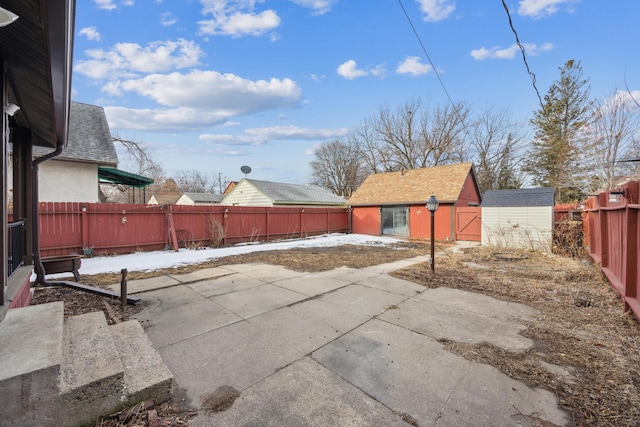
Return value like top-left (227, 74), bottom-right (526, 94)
top-left (396, 0), bottom-right (459, 113)
top-left (501, 0), bottom-right (544, 108)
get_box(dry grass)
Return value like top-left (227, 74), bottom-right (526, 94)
top-left (392, 247), bottom-right (640, 427)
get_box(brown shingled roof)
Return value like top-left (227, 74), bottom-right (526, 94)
top-left (348, 163), bottom-right (474, 206)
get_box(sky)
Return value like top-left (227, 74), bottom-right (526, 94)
top-left (40, 233), bottom-right (403, 276)
top-left (71, 0), bottom-right (640, 188)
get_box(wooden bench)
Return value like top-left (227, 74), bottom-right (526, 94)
top-left (41, 255), bottom-right (83, 281)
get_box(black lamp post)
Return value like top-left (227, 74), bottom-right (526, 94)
top-left (426, 195), bottom-right (439, 272)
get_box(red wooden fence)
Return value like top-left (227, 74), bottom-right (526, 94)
top-left (37, 203), bottom-right (350, 257)
top-left (582, 181), bottom-right (640, 320)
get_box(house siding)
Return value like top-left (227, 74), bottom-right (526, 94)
top-left (352, 207), bottom-right (381, 235)
top-left (39, 160), bottom-right (99, 203)
top-left (221, 181), bottom-right (274, 206)
top-left (482, 206), bottom-right (553, 251)
top-left (409, 203), bottom-right (455, 240)
top-left (456, 174), bottom-right (481, 206)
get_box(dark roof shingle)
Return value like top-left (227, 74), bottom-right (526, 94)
top-left (34, 101), bottom-right (118, 166)
top-left (481, 188), bottom-right (555, 207)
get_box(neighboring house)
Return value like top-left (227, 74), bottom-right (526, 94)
top-left (223, 181), bottom-right (238, 194)
top-left (32, 101), bottom-right (118, 202)
top-left (221, 178), bottom-right (347, 207)
top-left (176, 192), bottom-right (224, 206)
top-left (348, 163), bottom-right (481, 240)
top-left (481, 187), bottom-right (555, 252)
top-left (147, 194), bottom-right (181, 205)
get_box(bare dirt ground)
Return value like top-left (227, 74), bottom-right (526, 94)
top-left (30, 240), bottom-right (640, 426)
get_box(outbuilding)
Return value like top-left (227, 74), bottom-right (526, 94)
top-left (481, 187), bottom-right (555, 251)
top-left (348, 163), bottom-right (482, 241)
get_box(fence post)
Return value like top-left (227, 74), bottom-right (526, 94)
top-left (81, 205), bottom-right (89, 252)
top-left (300, 208), bottom-right (304, 238)
top-left (624, 182), bottom-right (639, 304)
top-left (599, 193), bottom-right (609, 269)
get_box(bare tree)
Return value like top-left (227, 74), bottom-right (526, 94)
top-left (584, 90), bottom-right (640, 191)
top-left (352, 98), bottom-right (469, 173)
top-left (102, 135), bottom-right (165, 203)
top-left (310, 138), bottom-right (365, 198)
top-left (466, 107), bottom-right (526, 192)
top-left (173, 169), bottom-right (220, 193)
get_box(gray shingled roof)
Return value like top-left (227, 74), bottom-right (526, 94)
top-left (246, 179), bottom-right (346, 205)
top-left (183, 192), bottom-right (224, 203)
top-left (482, 188), bottom-right (555, 207)
top-left (33, 101), bottom-right (118, 166)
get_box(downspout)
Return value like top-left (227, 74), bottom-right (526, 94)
top-left (31, 139), bottom-right (64, 286)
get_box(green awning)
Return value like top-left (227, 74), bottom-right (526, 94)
top-left (98, 167), bottom-right (154, 188)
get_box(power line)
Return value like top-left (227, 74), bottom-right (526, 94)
top-left (501, 0), bottom-right (544, 108)
top-left (396, 0), bottom-right (458, 112)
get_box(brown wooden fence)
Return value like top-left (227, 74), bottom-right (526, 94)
top-left (582, 181), bottom-right (640, 319)
top-left (37, 203), bottom-right (351, 257)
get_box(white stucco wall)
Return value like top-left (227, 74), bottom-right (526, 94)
top-left (481, 206), bottom-right (553, 252)
top-left (38, 160), bottom-right (99, 202)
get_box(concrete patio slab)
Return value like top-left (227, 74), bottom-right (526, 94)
top-left (133, 298), bottom-right (242, 349)
top-left (138, 284), bottom-right (206, 312)
top-left (274, 274), bottom-right (352, 297)
top-left (356, 274), bottom-right (425, 297)
top-left (168, 266), bottom-right (236, 284)
top-left (378, 298), bottom-right (534, 351)
top-left (416, 287), bottom-right (540, 321)
top-left (190, 357), bottom-right (409, 427)
top-left (108, 275), bottom-right (181, 294)
top-left (363, 256), bottom-right (428, 274)
top-left (318, 284), bottom-right (408, 317)
top-left (439, 360), bottom-right (569, 426)
top-left (220, 263), bottom-right (273, 273)
top-left (187, 274), bottom-right (266, 298)
top-left (233, 265), bottom-right (307, 282)
top-left (313, 318), bottom-right (567, 426)
top-left (247, 299), bottom-right (369, 354)
top-left (211, 284), bottom-right (308, 319)
top-left (157, 319), bottom-right (304, 407)
top-left (313, 318), bottom-right (469, 425)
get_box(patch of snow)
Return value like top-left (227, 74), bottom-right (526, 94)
top-left (37, 233), bottom-right (403, 277)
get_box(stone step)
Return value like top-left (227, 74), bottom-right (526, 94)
top-left (109, 320), bottom-right (173, 406)
top-left (0, 301), bottom-right (65, 426)
top-left (60, 311), bottom-right (125, 427)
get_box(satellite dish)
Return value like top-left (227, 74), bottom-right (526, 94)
top-left (241, 165), bottom-right (252, 176)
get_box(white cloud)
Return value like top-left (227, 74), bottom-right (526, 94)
top-left (94, 0), bottom-right (134, 10)
top-left (337, 60), bottom-right (369, 79)
top-left (518, 0), bottom-right (580, 18)
top-left (470, 42), bottom-right (553, 60)
top-left (200, 125), bottom-right (349, 146)
top-left (160, 12), bottom-right (177, 26)
top-left (396, 56), bottom-right (433, 76)
top-left (198, 0), bottom-right (281, 37)
top-left (79, 26), bottom-right (101, 41)
top-left (75, 39), bottom-right (203, 79)
top-left (102, 71), bottom-right (302, 131)
top-left (416, 0), bottom-right (456, 22)
top-left (288, 0), bottom-right (338, 15)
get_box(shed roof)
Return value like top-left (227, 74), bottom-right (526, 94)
top-left (348, 163), bottom-right (475, 206)
top-left (243, 179), bottom-right (346, 205)
top-left (482, 188), bottom-right (555, 207)
top-left (34, 102), bottom-right (118, 166)
top-left (183, 192), bottom-right (224, 203)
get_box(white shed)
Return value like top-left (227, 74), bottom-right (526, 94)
top-left (481, 188), bottom-right (555, 252)
top-left (176, 192), bottom-right (223, 206)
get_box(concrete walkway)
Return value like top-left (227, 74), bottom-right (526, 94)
top-left (124, 254), bottom-right (569, 426)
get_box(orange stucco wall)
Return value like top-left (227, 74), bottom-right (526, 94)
top-left (351, 206), bottom-right (381, 235)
